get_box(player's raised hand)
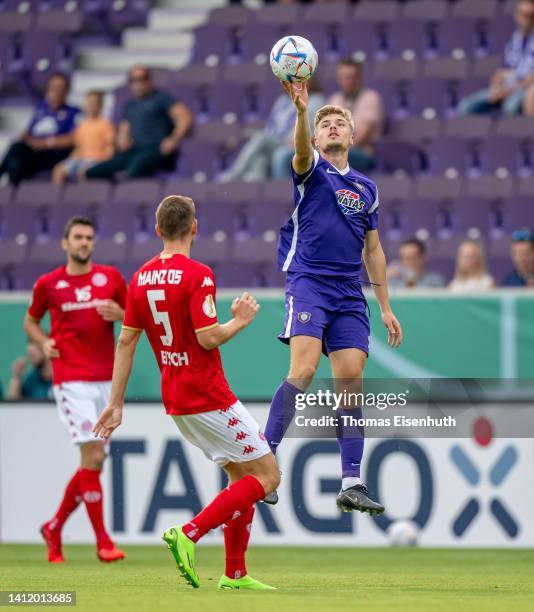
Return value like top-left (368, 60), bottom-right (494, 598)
top-left (93, 404), bottom-right (123, 439)
top-left (42, 338), bottom-right (60, 359)
top-left (281, 80), bottom-right (308, 113)
top-left (232, 292), bottom-right (260, 326)
top-left (382, 311), bottom-right (403, 348)
top-left (96, 299), bottom-right (124, 322)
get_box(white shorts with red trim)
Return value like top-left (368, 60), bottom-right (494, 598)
top-left (171, 401), bottom-right (271, 467)
top-left (53, 381), bottom-right (111, 445)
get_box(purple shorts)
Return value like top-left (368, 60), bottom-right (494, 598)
top-left (278, 273), bottom-right (370, 356)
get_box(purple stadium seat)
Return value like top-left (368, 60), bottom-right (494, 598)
top-left (106, 0), bottom-right (149, 32)
top-left (405, 77), bottom-right (452, 116)
top-left (471, 55), bottom-right (501, 79)
top-left (192, 24), bottom-right (232, 64)
top-left (374, 174), bottom-right (413, 203)
top-left (0, 10), bottom-right (32, 33)
top-left (374, 140), bottom-right (423, 175)
top-left (263, 261), bottom-right (285, 287)
top-left (518, 176), bottom-right (534, 198)
top-left (1, 203), bottom-right (42, 237)
top-left (389, 117), bottom-right (442, 144)
top-left (372, 57), bottom-right (419, 81)
top-left (93, 237), bottom-right (128, 265)
top-left (210, 83), bottom-right (250, 119)
top-left (465, 176), bottom-right (514, 199)
top-left (415, 176), bottom-right (462, 201)
top-left (10, 262), bottom-right (53, 290)
top-left (192, 122), bottom-right (243, 151)
top-left (495, 116), bottom-right (534, 139)
top-left (198, 201), bottom-right (242, 237)
top-left (353, 1), bottom-right (399, 24)
top-left (501, 197), bottom-right (534, 232)
top-left (423, 56), bottom-right (469, 80)
top-left (253, 4), bottom-right (301, 27)
top-left (427, 138), bottom-right (474, 175)
top-left (174, 64), bottom-right (219, 88)
top-left (35, 9), bottom-right (83, 32)
top-left (303, 2), bottom-right (349, 26)
top-left (112, 180), bottom-right (161, 208)
top-left (23, 29), bottom-right (73, 88)
top-left (214, 181), bottom-right (261, 205)
top-left (232, 236), bottom-right (278, 264)
top-left (47, 203), bottom-right (96, 237)
top-left (62, 181), bottom-right (112, 208)
top-left (451, 0), bottom-right (498, 21)
top-left (477, 136), bottom-right (526, 175)
top-left (260, 179), bottom-right (293, 205)
top-left (129, 238), bottom-right (162, 264)
top-left (28, 237), bottom-right (65, 264)
top-left (190, 236), bottom-right (229, 265)
top-left (0, 185), bottom-right (14, 208)
top-left (0, 237), bottom-right (27, 265)
top-left (177, 140), bottom-right (223, 178)
top-left (443, 116), bottom-right (492, 140)
top-left (217, 261), bottom-right (261, 288)
top-left (486, 15), bottom-right (515, 54)
top-left (239, 23), bottom-right (280, 62)
top-left (406, 198), bottom-right (444, 236)
top-left (162, 179), bottom-right (211, 206)
top-left (387, 20), bottom-right (430, 59)
top-left (451, 198), bottom-right (495, 235)
top-left (222, 62), bottom-right (270, 87)
top-left (337, 21), bottom-right (378, 62)
top-left (402, 0), bottom-right (449, 23)
top-left (208, 5), bottom-right (251, 27)
top-left (437, 18), bottom-right (481, 56)
top-left (248, 201), bottom-right (290, 235)
top-left (366, 78), bottom-right (399, 117)
top-left (15, 182), bottom-right (61, 208)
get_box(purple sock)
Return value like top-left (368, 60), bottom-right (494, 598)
top-left (264, 380), bottom-right (300, 454)
top-left (336, 408), bottom-right (364, 478)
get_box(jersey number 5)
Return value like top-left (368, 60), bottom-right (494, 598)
top-left (147, 290), bottom-right (173, 346)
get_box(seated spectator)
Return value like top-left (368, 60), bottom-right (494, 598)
top-left (449, 240), bottom-right (495, 292)
top-left (502, 229), bottom-right (534, 287)
top-left (219, 77), bottom-right (325, 182)
top-left (387, 238), bottom-right (446, 289)
top-left (328, 58), bottom-right (384, 171)
top-left (86, 65), bottom-right (193, 180)
top-left (7, 340), bottom-right (53, 400)
top-left (457, 0), bottom-right (534, 116)
top-left (52, 91), bottom-right (115, 185)
top-left (0, 73), bottom-right (80, 185)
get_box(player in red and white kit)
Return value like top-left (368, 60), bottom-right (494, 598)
top-left (24, 216), bottom-right (127, 564)
top-left (93, 195), bottom-right (280, 590)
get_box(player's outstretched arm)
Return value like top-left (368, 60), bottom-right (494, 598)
top-left (93, 328), bottom-right (141, 439)
top-left (363, 230), bottom-right (403, 349)
top-left (282, 81), bottom-right (314, 174)
top-left (196, 292), bottom-right (259, 351)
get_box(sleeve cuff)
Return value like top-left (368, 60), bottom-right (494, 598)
top-left (122, 325), bottom-right (142, 332)
top-left (194, 322), bottom-right (219, 333)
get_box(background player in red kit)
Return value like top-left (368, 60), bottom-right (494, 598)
top-left (24, 216), bottom-right (127, 563)
top-left (93, 195), bottom-right (280, 591)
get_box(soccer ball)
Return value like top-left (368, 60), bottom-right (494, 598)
top-left (270, 36), bottom-right (318, 83)
top-left (387, 520), bottom-right (419, 547)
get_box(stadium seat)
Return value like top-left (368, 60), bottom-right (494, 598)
top-left (374, 139), bottom-right (424, 174)
top-left (112, 180), bottom-right (161, 209)
top-left (443, 116), bottom-right (492, 140)
top-left (353, 1), bottom-right (399, 24)
top-left (415, 176), bottom-right (462, 201)
top-left (190, 235), bottom-right (229, 266)
top-left (452, 0), bottom-right (498, 21)
top-left (162, 178), bottom-right (210, 207)
top-left (402, 0), bottom-right (449, 23)
top-left (15, 182), bottom-right (61, 208)
top-left (253, 4), bottom-right (301, 27)
top-left (62, 181), bottom-right (112, 208)
top-left (464, 175), bottom-right (514, 199)
top-left (389, 117), bottom-right (442, 145)
top-left (427, 138), bottom-right (474, 175)
top-left (207, 5), bottom-right (251, 27)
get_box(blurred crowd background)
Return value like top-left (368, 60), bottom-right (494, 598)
top-left (0, 0), bottom-right (533, 398)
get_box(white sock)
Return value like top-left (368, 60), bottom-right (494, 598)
top-left (342, 476), bottom-right (362, 490)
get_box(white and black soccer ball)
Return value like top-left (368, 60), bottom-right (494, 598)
top-left (270, 35), bottom-right (318, 83)
top-left (387, 519), bottom-right (419, 547)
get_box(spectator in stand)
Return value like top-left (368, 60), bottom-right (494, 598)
top-left (388, 238), bottom-right (446, 289)
top-left (218, 77), bottom-right (325, 182)
top-left (52, 91), bottom-right (115, 185)
top-left (328, 58), bottom-right (384, 171)
top-left (86, 65), bottom-right (193, 180)
top-left (502, 229), bottom-right (534, 287)
top-left (457, 0), bottom-right (534, 116)
top-left (7, 340), bottom-right (53, 400)
top-left (0, 73), bottom-right (79, 185)
top-left (449, 240), bottom-right (495, 292)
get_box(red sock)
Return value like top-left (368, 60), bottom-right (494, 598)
top-left (79, 468), bottom-right (112, 548)
top-left (223, 505), bottom-right (254, 579)
top-left (50, 469), bottom-right (82, 531)
top-left (182, 475), bottom-right (265, 543)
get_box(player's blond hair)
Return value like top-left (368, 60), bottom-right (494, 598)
top-left (156, 195), bottom-right (196, 240)
top-left (314, 105), bottom-right (354, 134)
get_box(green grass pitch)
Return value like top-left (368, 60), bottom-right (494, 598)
top-left (2, 545), bottom-right (534, 611)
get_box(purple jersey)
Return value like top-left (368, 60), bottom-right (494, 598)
top-left (278, 150), bottom-right (379, 277)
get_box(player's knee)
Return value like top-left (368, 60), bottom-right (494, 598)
top-left (288, 363), bottom-right (317, 383)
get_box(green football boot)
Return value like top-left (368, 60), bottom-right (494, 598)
top-left (162, 526), bottom-right (200, 588)
top-left (218, 575), bottom-right (276, 590)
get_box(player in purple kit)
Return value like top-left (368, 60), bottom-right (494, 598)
top-left (264, 80), bottom-right (403, 513)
